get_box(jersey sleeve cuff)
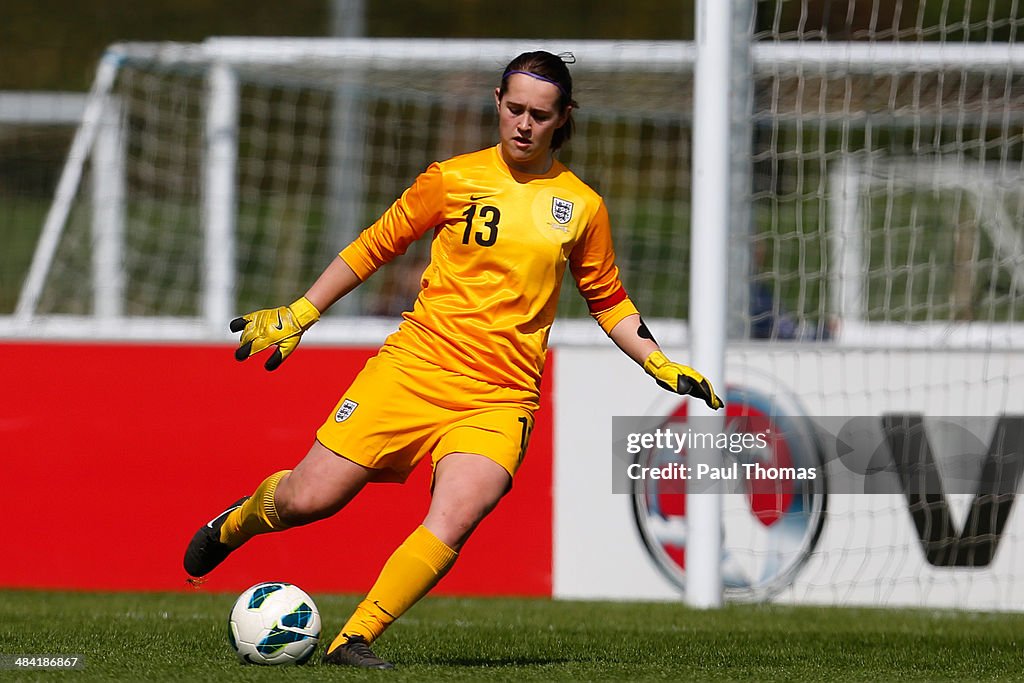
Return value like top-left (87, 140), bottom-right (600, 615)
top-left (593, 297), bottom-right (640, 335)
top-left (338, 243), bottom-right (375, 281)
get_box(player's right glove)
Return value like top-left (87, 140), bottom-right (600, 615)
top-left (230, 296), bottom-right (320, 371)
top-left (643, 350), bottom-right (724, 410)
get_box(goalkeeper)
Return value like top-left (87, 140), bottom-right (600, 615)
top-left (184, 50), bottom-right (722, 669)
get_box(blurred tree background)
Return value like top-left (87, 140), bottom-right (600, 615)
top-left (0, 0), bottom-right (696, 91)
top-left (3, 0), bottom-right (1022, 91)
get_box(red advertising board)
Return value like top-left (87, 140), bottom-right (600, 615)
top-left (0, 342), bottom-right (552, 596)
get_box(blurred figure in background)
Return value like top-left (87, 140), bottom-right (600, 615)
top-left (749, 239), bottom-right (834, 341)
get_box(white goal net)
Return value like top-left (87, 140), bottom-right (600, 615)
top-left (7, 39), bottom-right (699, 341)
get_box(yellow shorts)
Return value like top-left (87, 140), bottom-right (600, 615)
top-left (316, 344), bottom-right (538, 483)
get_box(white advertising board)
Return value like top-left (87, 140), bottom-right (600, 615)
top-left (554, 345), bottom-right (1024, 610)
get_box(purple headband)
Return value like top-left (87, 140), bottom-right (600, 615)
top-left (502, 70), bottom-right (570, 101)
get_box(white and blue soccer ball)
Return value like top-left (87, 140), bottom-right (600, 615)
top-left (228, 582), bottom-right (321, 665)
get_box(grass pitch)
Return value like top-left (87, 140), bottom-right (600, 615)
top-left (1, 589), bottom-right (1023, 681)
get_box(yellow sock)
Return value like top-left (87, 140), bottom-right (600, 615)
top-left (327, 525), bottom-right (457, 653)
top-left (219, 470), bottom-right (291, 548)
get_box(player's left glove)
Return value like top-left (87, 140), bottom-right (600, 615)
top-left (230, 296), bottom-right (320, 371)
top-left (643, 350), bottom-right (724, 410)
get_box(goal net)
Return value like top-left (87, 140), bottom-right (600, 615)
top-left (708, 3), bottom-right (1024, 611)
top-left (8, 39), bottom-right (696, 340)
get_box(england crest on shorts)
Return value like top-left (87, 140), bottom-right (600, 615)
top-left (551, 197), bottom-right (574, 225)
top-left (335, 398), bottom-right (358, 422)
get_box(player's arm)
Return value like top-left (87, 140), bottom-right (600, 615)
top-left (230, 256), bottom-right (360, 371)
top-left (607, 312), bottom-right (657, 365)
top-left (337, 162), bottom-right (444, 281)
top-left (233, 164), bottom-right (444, 371)
top-left (570, 201), bottom-right (722, 409)
top-left (304, 255), bottom-right (362, 313)
top-left (607, 313), bottom-right (723, 410)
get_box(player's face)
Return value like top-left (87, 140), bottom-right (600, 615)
top-left (494, 74), bottom-right (570, 175)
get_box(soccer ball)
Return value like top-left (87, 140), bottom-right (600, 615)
top-left (228, 582), bottom-right (321, 665)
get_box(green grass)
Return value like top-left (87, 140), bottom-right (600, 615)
top-left (2, 589), bottom-right (1024, 682)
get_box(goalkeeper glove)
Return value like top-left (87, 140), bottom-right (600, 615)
top-left (230, 296), bottom-right (320, 371)
top-left (643, 350), bottom-right (724, 410)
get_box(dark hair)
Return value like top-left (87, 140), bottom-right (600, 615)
top-left (499, 51), bottom-right (577, 151)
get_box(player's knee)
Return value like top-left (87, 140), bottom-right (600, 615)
top-left (428, 519), bottom-right (476, 552)
top-left (446, 514), bottom-right (479, 541)
top-left (425, 500), bottom-right (499, 550)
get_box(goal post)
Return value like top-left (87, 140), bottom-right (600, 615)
top-left (13, 54), bottom-right (122, 327)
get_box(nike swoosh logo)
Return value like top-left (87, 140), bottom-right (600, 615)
top-left (206, 502), bottom-right (244, 529)
top-left (470, 193), bottom-right (495, 201)
top-left (273, 312), bottom-right (284, 330)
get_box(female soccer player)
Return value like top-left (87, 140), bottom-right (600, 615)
top-left (184, 50), bottom-right (722, 669)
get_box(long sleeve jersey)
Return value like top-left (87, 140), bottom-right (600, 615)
top-left (341, 144), bottom-right (638, 397)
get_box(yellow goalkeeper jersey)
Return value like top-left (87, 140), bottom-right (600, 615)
top-left (340, 144), bottom-right (638, 397)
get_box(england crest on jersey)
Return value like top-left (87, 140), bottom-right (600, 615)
top-left (551, 197), bottom-right (574, 225)
top-left (335, 398), bottom-right (358, 422)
